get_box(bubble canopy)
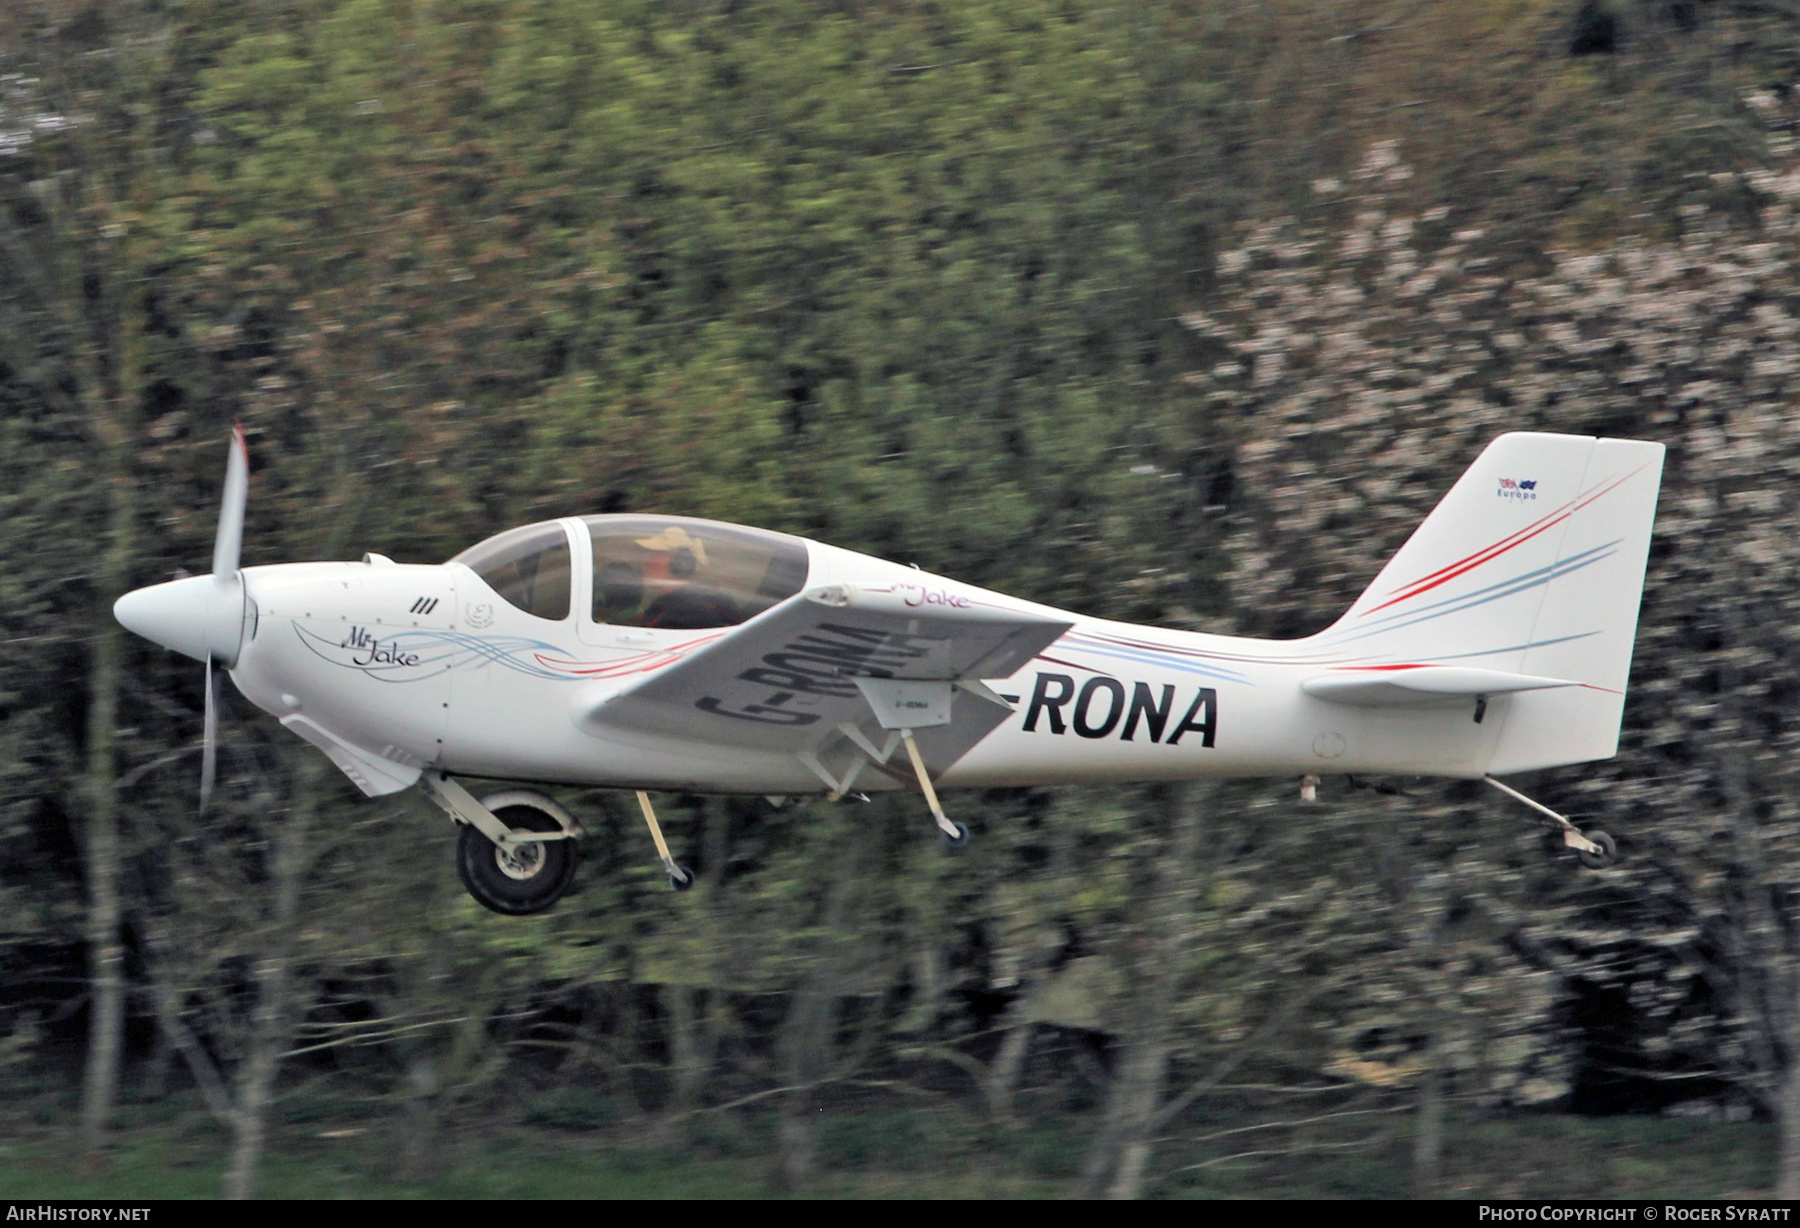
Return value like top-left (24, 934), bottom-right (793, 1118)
top-left (451, 515), bottom-right (810, 630)
top-left (451, 522), bottom-right (570, 621)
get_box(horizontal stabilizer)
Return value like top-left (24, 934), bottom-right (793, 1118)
top-left (1302, 666), bottom-right (1580, 708)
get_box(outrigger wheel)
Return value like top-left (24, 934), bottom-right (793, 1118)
top-left (1576, 830), bottom-right (1617, 871)
top-left (457, 806), bottom-right (577, 915)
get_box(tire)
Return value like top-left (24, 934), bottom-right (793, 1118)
top-left (941, 820), bottom-right (970, 848)
top-left (1577, 830), bottom-right (1617, 871)
top-left (457, 805), bottom-right (577, 915)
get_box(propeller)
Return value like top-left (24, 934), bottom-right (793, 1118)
top-left (200, 425), bottom-right (249, 813)
top-left (201, 656), bottom-right (219, 812)
top-left (112, 426), bottom-right (255, 811)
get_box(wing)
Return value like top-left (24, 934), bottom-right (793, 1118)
top-left (574, 583), bottom-right (1072, 785)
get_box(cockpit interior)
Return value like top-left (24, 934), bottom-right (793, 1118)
top-left (451, 516), bottom-right (811, 631)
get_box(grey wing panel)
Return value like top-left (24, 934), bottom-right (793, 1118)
top-left (575, 586), bottom-right (1071, 766)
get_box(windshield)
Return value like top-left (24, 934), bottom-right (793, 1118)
top-left (450, 522), bottom-right (572, 621)
top-left (585, 515), bottom-right (809, 630)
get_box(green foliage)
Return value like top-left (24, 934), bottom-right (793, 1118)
top-left (0, 1096), bottom-right (1780, 1198)
top-left (523, 1086), bottom-right (624, 1132)
top-left (1020, 1113), bottom-right (1087, 1177)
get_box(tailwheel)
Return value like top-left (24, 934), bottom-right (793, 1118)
top-left (1577, 830), bottom-right (1617, 871)
top-left (1486, 776), bottom-right (1622, 872)
top-left (457, 806), bottom-right (577, 916)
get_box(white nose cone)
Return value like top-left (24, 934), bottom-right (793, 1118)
top-left (114, 575), bottom-right (246, 665)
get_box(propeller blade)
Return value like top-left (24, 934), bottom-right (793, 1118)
top-left (200, 656), bottom-right (217, 814)
top-left (212, 424), bottom-right (248, 581)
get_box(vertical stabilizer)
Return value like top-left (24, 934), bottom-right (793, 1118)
top-left (1309, 432), bottom-right (1665, 773)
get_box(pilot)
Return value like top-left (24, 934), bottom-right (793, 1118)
top-left (632, 526), bottom-right (738, 629)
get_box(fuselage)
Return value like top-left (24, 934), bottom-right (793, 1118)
top-left (220, 514), bottom-right (1508, 796)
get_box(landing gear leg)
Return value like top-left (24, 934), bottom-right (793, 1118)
top-left (418, 772), bottom-right (580, 915)
top-left (901, 730), bottom-right (967, 846)
top-left (636, 791), bottom-right (695, 890)
top-left (1484, 775), bottom-right (1616, 869)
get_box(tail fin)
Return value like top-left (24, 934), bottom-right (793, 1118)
top-left (1312, 432), bottom-right (1665, 773)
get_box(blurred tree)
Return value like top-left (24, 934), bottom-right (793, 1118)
top-left (0, 0), bottom-right (204, 1163)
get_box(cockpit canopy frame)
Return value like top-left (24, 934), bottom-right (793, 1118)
top-left (451, 515), bottom-right (811, 631)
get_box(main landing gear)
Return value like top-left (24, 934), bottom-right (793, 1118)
top-left (901, 729), bottom-right (969, 847)
top-left (833, 678), bottom-right (972, 848)
top-left (1484, 775), bottom-right (1617, 870)
top-left (421, 680), bottom-right (972, 916)
top-left (420, 772), bottom-right (694, 915)
top-left (456, 804), bottom-right (576, 916)
top-left (819, 722), bottom-right (970, 846)
top-left (635, 790), bottom-right (695, 892)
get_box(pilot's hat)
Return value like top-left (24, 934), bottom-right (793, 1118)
top-left (633, 525), bottom-right (708, 567)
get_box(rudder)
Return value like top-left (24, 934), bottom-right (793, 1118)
top-left (1488, 436), bottom-right (1665, 772)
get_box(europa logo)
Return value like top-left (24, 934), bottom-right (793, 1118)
top-left (1497, 477), bottom-right (1538, 501)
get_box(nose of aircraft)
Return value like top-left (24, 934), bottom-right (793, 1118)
top-left (114, 574), bottom-right (246, 665)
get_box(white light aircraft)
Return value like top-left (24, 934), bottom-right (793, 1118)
top-left (114, 430), bottom-right (1664, 914)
